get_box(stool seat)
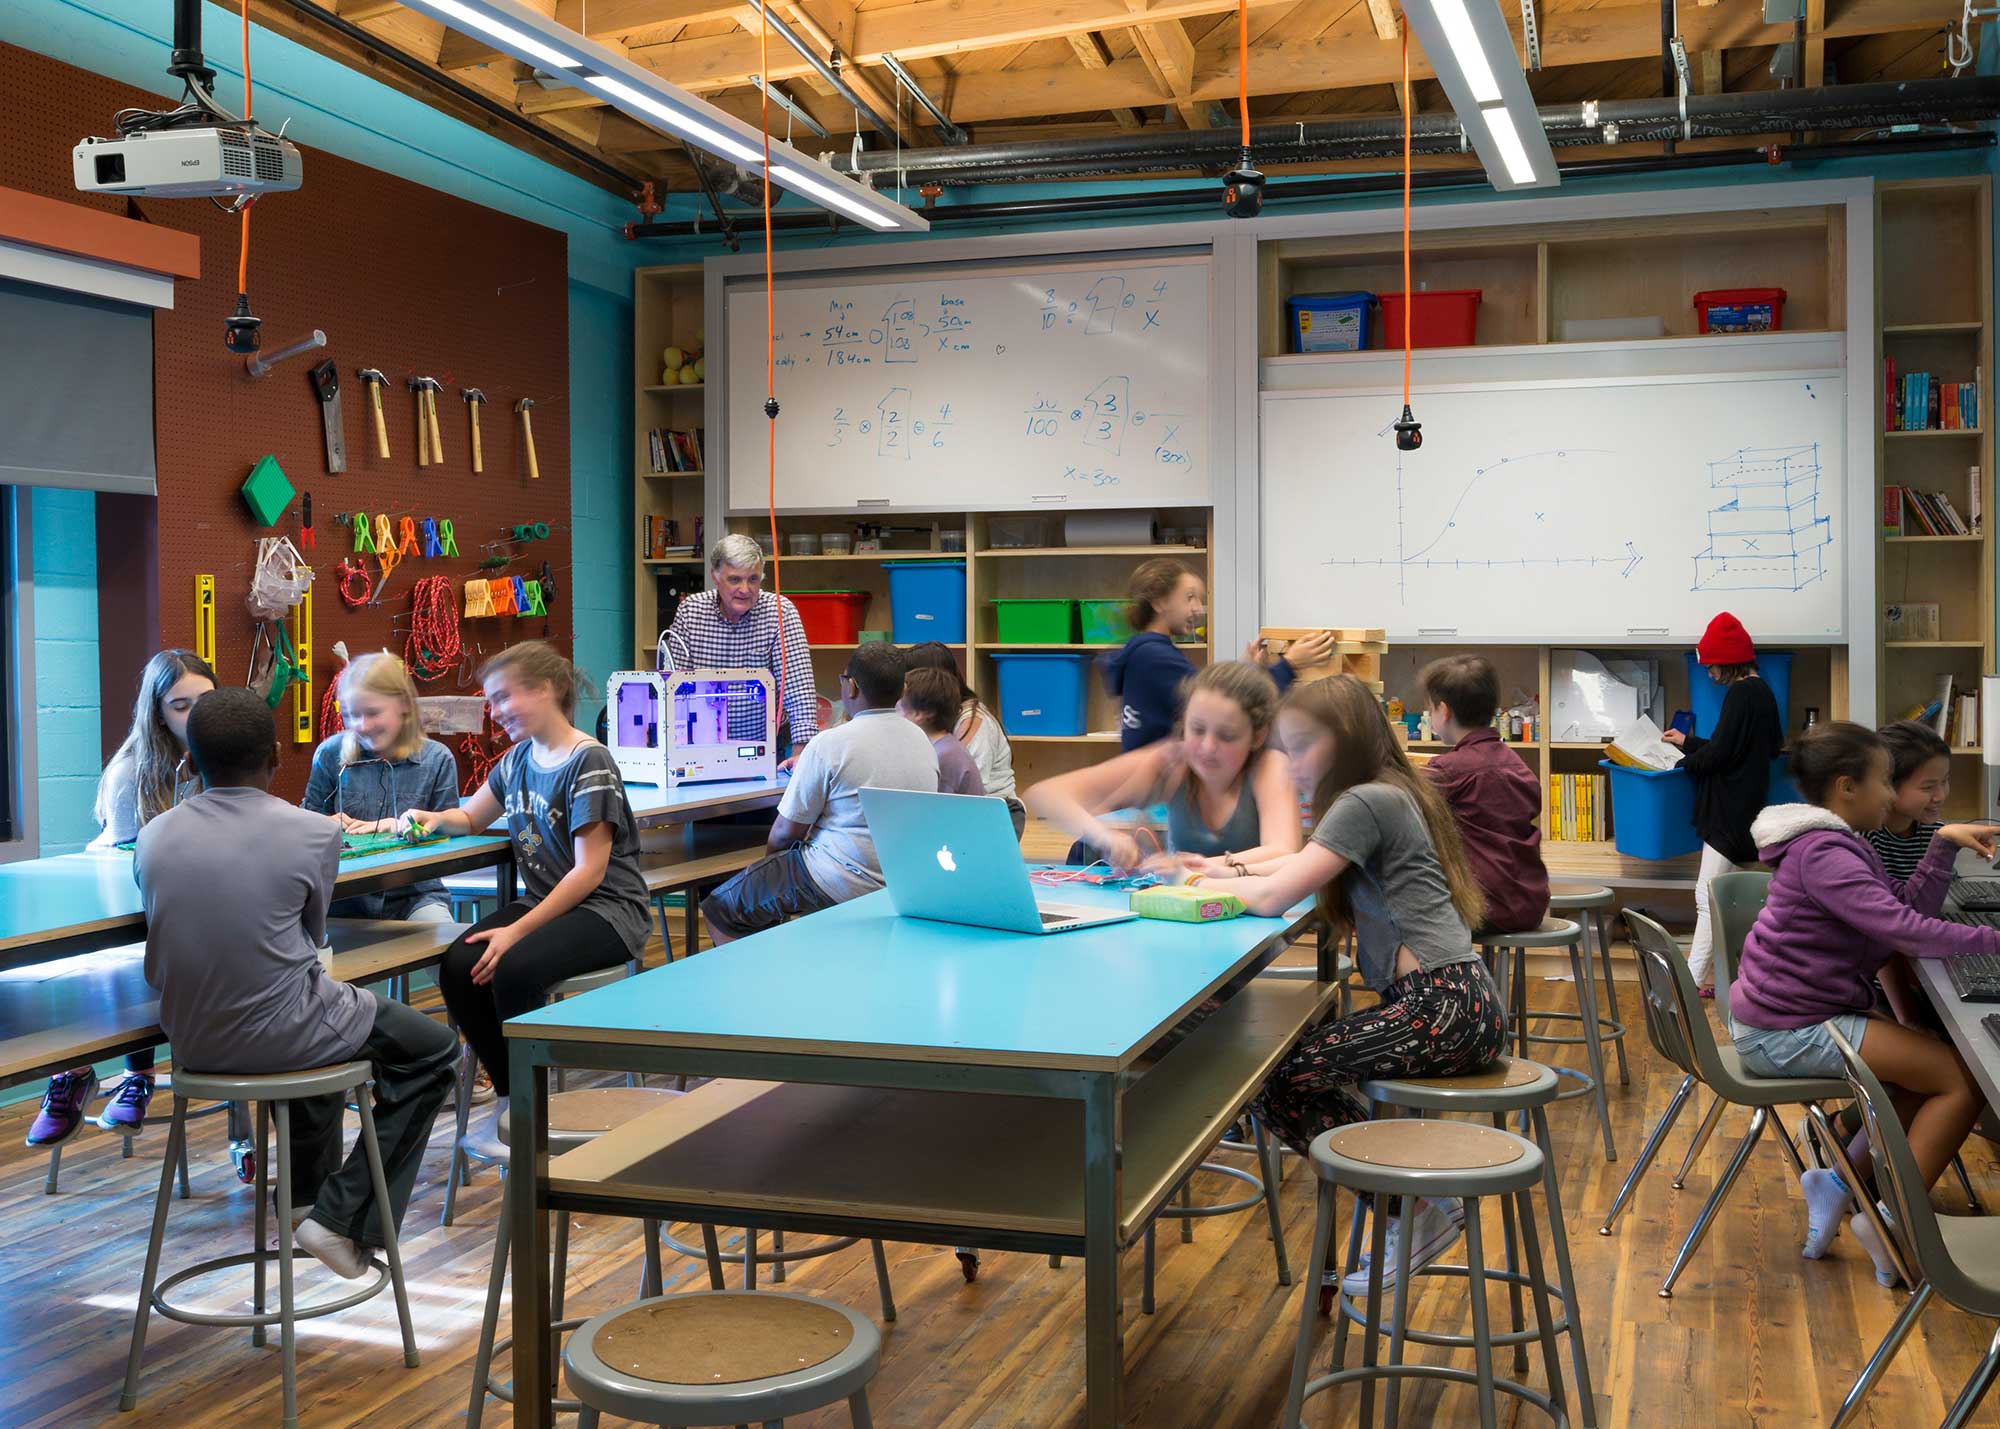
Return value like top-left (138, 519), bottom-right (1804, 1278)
top-left (1548, 885), bottom-right (1616, 911)
top-left (1361, 1056), bottom-right (1561, 1112)
top-left (1478, 917), bottom-right (1581, 951)
top-left (169, 1061), bottom-right (372, 1103)
top-left (565, 1291), bottom-right (881, 1426)
top-left (553, 964), bottom-right (631, 998)
top-left (1316, 1121), bottom-right (1543, 1197)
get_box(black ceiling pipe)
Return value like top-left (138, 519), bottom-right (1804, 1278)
top-left (625, 130), bottom-right (1992, 239)
top-left (266, 0), bottom-right (646, 195)
top-left (833, 76), bottom-right (2000, 184)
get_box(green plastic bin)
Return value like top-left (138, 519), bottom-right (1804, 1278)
top-left (1078, 599), bottom-right (1127, 644)
top-left (992, 598), bottom-right (1077, 644)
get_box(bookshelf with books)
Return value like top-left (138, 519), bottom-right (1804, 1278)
top-left (1878, 178), bottom-right (1996, 819)
top-left (634, 263), bottom-right (710, 664)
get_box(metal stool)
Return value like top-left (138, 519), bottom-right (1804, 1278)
top-left (1140, 1113), bottom-right (1291, 1314)
top-left (467, 1086), bottom-right (677, 1428)
top-left (654, 1222), bottom-right (899, 1323)
top-left (1283, 1119), bottom-right (1568, 1429)
top-left (565, 1290), bottom-right (881, 1428)
top-left (120, 1061), bottom-right (418, 1429)
top-left (1545, 886), bottom-right (1630, 1089)
top-left (443, 959), bottom-right (644, 1226)
top-left (1357, 1058), bottom-right (1596, 1427)
top-left (1481, 916), bottom-right (1616, 1161)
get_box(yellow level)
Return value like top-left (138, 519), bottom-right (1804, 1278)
top-left (291, 584), bottom-right (314, 743)
top-left (194, 575), bottom-right (216, 666)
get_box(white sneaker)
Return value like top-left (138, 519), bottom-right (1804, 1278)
top-left (469, 1070), bottom-right (496, 1105)
top-left (1339, 1198), bottom-right (1465, 1297)
top-left (294, 1218), bottom-right (372, 1280)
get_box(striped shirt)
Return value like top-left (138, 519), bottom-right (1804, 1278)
top-left (1865, 822), bottom-right (1941, 883)
top-left (664, 589), bottom-right (820, 745)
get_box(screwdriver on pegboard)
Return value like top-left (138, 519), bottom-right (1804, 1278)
top-left (300, 491), bottom-right (314, 551)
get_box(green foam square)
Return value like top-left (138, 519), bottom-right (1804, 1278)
top-left (240, 454), bottom-right (295, 528)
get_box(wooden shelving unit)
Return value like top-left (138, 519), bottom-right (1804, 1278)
top-left (1876, 178), bottom-right (1994, 819)
top-left (715, 506), bottom-right (1214, 782)
top-left (632, 263), bottom-right (710, 665)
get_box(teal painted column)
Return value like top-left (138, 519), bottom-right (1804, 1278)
top-left (31, 488), bottom-right (102, 854)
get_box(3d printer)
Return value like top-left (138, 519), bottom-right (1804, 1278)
top-left (606, 668), bottom-right (777, 787)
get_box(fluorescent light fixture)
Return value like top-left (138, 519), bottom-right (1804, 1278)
top-left (396, 0), bottom-right (928, 230)
top-left (1401, 0), bottom-right (1558, 190)
top-left (1428, 0), bottom-right (1502, 104)
top-left (421, 0), bottom-right (581, 72)
top-left (772, 164), bottom-right (901, 230)
top-left (750, 77), bottom-right (831, 140)
top-left (1478, 106), bottom-right (1538, 185)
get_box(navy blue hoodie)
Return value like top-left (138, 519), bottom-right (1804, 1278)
top-left (1099, 634), bottom-right (1296, 750)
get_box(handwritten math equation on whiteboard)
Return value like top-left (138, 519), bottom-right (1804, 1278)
top-left (736, 261), bottom-right (1211, 509)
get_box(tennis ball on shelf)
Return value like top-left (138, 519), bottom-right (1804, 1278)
top-left (662, 345), bottom-right (686, 371)
top-left (679, 365), bottom-right (701, 385)
top-left (692, 357), bottom-right (706, 380)
top-left (661, 367), bottom-right (676, 386)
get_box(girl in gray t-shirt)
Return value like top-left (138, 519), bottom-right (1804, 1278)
top-left (401, 642), bottom-right (650, 1105)
top-left (1176, 675), bottom-right (1507, 1299)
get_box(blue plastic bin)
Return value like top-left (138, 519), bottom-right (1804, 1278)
top-left (1600, 760), bottom-right (1702, 861)
top-left (1767, 754), bottom-right (1802, 807)
top-left (885, 559), bottom-right (967, 644)
top-left (1684, 650), bottom-right (1794, 738)
top-left (1287, 292), bottom-right (1374, 353)
top-left (993, 653), bottom-right (1090, 736)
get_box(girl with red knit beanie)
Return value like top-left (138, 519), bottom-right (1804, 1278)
top-left (1663, 611), bottom-right (1784, 992)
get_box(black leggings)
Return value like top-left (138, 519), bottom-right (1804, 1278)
top-left (438, 902), bottom-right (633, 1097)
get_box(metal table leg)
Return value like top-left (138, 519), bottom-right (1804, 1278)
top-left (508, 1041), bottom-right (554, 1429)
top-left (1083, 1073), bottom-right (1124, 1428)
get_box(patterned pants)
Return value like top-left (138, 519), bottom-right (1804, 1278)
top-left (1252, 960), bottom-right (1508, 1158)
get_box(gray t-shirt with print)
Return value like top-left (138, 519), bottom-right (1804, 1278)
top-left (485, 740), bottom-right (652, 956)
top-left (1311, 781), bottom-right (1479, 989)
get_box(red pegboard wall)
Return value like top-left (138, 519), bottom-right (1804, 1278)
top-left (3, 42), bottom-right (574, 801)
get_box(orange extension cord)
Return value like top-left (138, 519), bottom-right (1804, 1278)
top-left (761, 4), bottom-right (787, 736)
top-left (1401, 25), bottom-right (1412, 407)
top-left (238, 0), bottom-right (253, 297)
top-left (1238, 0), bottom-right (1250, 147)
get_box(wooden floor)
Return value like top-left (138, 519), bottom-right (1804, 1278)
top-left (5, 956), bottom-right (1999, 1427)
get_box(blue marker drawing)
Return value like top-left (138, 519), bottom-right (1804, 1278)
top-left (1081, 376), bottom-right (1129, 455)
top-left (879, 298), bottom-right (916, 364)
top-left (1691, 443), bottom-right (1831, 592)
top-left (877, 388), bottom-right (910, 460)
top-left (1085, 277), bottom-right (1125, 335)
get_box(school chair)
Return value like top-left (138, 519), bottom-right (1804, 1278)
top-left (120, 1062), bottom-right (419, 1429)
top-left (1353, 1057), bottom-right (1597, 1426)
top-left (1602, 913), bottom-right (1910, 1295)
top-left (1708, 871), bottom-right (1981, 1213)
top-left (1283, 1118), bottom-right (1570, 1429)
top-left (563, 1291), bottom-right (883, 1429)
top-left (1827, 1026), bottom-right (2000, 1429)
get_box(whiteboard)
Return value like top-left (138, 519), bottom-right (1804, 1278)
top-left (1261, 370), bottom-right (1847, 642)
top-left (727, 257), bottom-right (1211, 511)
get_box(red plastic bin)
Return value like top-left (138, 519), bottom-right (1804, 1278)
top-left (1693, 288), bottom-right (1786, 334)
top-left (787, 590), bottom-right (871, 643)
top-left (1378, 290), bottom-right (1482, 348)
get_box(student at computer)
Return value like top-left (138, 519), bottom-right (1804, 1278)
top-left (700, 642), bottom-right (938, 944)
top-left (1168, 674), bottom-right (1502, 1297)
top-left (904, 642), bottom-right (1024, 836)
top-left (1024, 661), bottom-right (1298, 872)
top-left (1731, 721), bottom-right (1997, 1284)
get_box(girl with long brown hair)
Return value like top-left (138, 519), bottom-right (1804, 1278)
top-left (1185, 674), bottom-right (1505, 1297)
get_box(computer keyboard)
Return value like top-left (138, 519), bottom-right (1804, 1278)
top-left (1956, 907), bottom-right (2000, 931)
top-left (1955, 878), bottom-right (2000, 911)
top-left (1946, 953), bottom-right (2000, 1004)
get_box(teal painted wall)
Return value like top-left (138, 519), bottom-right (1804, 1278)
top-left (29, 488), bottom-right (102, 855)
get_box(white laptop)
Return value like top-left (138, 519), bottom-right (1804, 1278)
top-left (860, 788), bottom-right (1137, 935)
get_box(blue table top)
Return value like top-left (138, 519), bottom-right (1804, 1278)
top-left (0, 835), bottom-right (510, 959)
top-left (510, 880), bottom-right (1316, 1072)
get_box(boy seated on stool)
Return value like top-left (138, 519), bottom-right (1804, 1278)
top-left (136, 688), bottom-right (458, 1279)
top-left (1419, 655), bottom-right (1550, 935)
top-left (702, 643), bottom-right (939, 945)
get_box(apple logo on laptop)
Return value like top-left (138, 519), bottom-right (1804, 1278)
top-left (936, 844), bottom-right (958, 873)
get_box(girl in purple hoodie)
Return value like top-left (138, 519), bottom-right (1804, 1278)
top-left (1732, 721), bottom-right (1996, 1282)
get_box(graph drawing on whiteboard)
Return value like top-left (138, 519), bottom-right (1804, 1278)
top-left (1691, 443), bottom-right (1831, 593)
top-left (1324, 440), bottom-right (1646, 603)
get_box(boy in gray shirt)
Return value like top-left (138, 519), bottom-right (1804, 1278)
top-left (137, 689), bottom-right (457, 1280)
top-left (702, 643), bottom-right (939, 943)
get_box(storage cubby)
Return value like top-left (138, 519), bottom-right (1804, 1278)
top-left (1544, 216), bottom-right (1836, 339)
top-left (634, 263), bottom-right (710, 665)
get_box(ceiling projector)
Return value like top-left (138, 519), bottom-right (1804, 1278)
top-left (74, 125), bottom-right (301, 199)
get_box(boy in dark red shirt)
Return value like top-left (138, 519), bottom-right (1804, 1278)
top-left (1420, 656), bottom-right (1549, 934)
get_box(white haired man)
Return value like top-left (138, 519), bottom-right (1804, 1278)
top-left (664, 533), bottom-right (819, 754)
